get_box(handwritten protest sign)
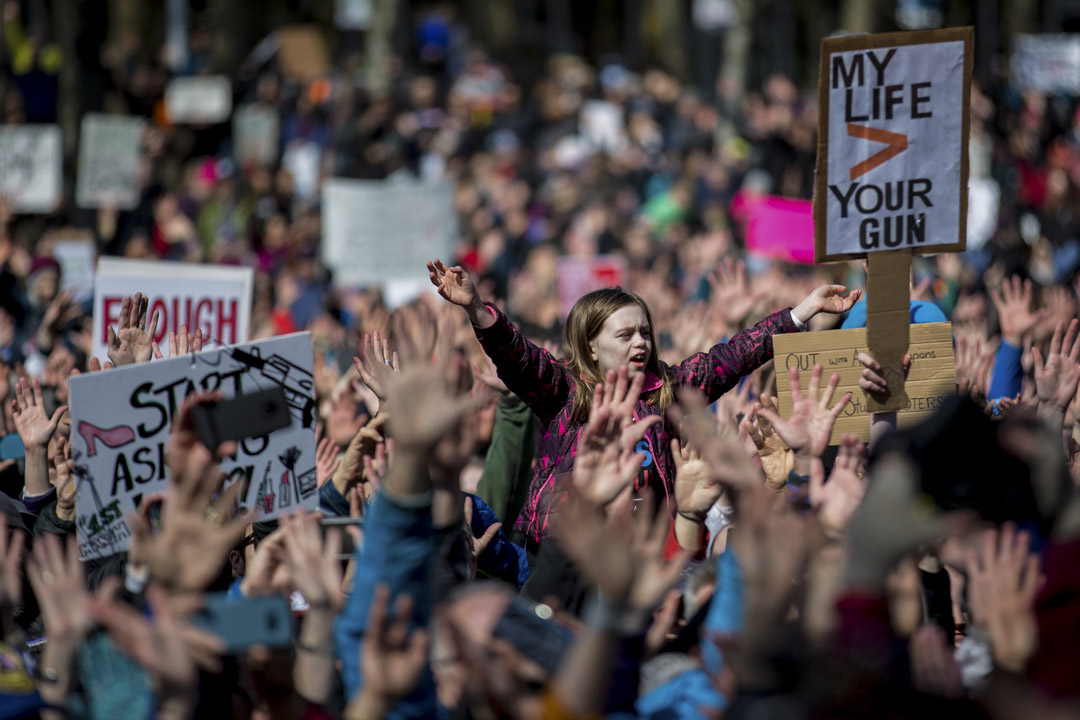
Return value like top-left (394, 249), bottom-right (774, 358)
top-left (1011, 34), bottom-right (1080, 94)
top-left (92, 258), bottom-right (253, 361)
top-left (815, 28), bottom-right (972, 262)
top-left (745, 196), bottom-right (814, 264)
top-left (556, 256), bottom-right (627, 319)
top-left (165, 76), bottom-right (232, 124)
top-left (70, 333), bottom-right (317, 560)
top-left (0, 125), bottom-right (62, 213)
top-left (321, 178), bottom-right (456, 289)
top-left (76, 114), bottom-right (146, 209)
top-left (233, 104), bottom-right (280, 168)
top-left (774, 322), bottom-right (955, 444)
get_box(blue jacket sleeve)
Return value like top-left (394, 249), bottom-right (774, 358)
top-left (988, 340), bottom-right (1023, 402)
top-left (334, 491), bottom-right (439, 718)
top-left (318, 479), bottom-right (350, 517)
top-left (465, 493), bottom-right (530, 588)
top-left (702, 549), bottom-right (743, 678)
top-left (634, 668), bottom-right (727, 718)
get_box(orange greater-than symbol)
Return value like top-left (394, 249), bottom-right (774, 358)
top-left (846, 123), bottom-right (908, 181)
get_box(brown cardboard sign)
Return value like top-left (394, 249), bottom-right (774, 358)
top-left (774, 322), bottom-right (955, 444)
top-left (865, 249), bottom-right (912, 412)
top-left (814, 28), bottom-right (972, 263)
top-left (276, 26), bottom-right (330, 82)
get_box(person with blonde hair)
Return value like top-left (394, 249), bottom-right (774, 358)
top-left (427, 259), bottom-right (861, 552)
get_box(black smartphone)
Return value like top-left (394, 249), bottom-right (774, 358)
top-left (492, 596), bottom-right (574, 674)
top-left (190, 593), bottom-right (293, 653)
top-left (191, 387), bottom-right (291, 450)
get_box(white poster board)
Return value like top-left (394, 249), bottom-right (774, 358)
top-left (52, 234), bottom-right (97, 303)
top-left (165, 76), bottom-right (233, 124)
top-left (92, 258), bottom-right (253, 362)
top-left (70, 333), bottom-right (318, 560)
top-left (0, 125), bottom-right (62, 213)
top-left (76, 114), bottom-right (146, 209)
top-left (233, 104), bottom-right (280, 168)
top-left (336, 0), bottom-right (372, 29)
top-left (1011, 34), bottom-right (1080, 95)
top-left (321, 178), bottom-right (456, 288)
top-left (815, 29), bottom-right (972, 261)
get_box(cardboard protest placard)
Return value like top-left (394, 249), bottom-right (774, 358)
top-left (556, 256), bottom-right (627, 319)
top-left (92, 258), bottom-right (253, 361)
top-left (321, 178), bottom-right (456, 288)
top-left (745, 196), bottom-right (815, 264)
top-left (233, 104), bottom-right (280, 168)
top-left (76, 114), bottom-right (146, 209)
top-left (50, 231), bottom-right (97, 303)
top-left (165, 76), bottom-right (232, 124)
top-left (0, 125), bottom-right (62, 213)
top-left (70, 333), bottom-right (317, 560)
top-left (276, 26), bottom-right (330, 82)
top-left (1011, 34), bottom-right (1080, 95)
top-left (773, 322), bottom-right (955, 443)
top-left (814, 28), bottom-right (972, 262)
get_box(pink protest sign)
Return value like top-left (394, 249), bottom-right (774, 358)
top-left (556, 256), bottom-right (627, 318)
top-left (745, 196), bottom-right (815, 264)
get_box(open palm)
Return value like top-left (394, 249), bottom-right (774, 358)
top-left (759, 366), bottom-right (850, 458)
top-left (427, 259), bottom-right (478, 308)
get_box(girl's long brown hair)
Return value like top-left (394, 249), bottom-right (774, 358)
top-left (563, 287), bottom-right (674, 423)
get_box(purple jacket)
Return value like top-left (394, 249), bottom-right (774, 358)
top-left (472, 304), bottom-right (801, 545)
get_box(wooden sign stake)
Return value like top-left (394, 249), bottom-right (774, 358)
top-left (865, 248), bottom-right (912, 412)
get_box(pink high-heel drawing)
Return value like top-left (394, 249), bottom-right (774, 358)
top-left (77, 421), bottom-right (136, 457)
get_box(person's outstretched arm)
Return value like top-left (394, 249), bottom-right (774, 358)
top-left (428, 259), bottom-right (573, 420)
top-left (671, 285), bottom-right (862, 403)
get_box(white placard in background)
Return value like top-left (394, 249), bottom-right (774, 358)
top-left (91, 258), bottom-right (253, 361)
top-left (165, 76), bottom-right (233, 124)
top-left (0, 125), bottom-right (62, 213)
top-left (76, 114), bottom-right (146, 209)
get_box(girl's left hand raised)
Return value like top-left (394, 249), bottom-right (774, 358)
top-left (793, 285), bottom-right (863, 323)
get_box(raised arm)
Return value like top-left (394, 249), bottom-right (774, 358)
top-left (427, 259), bottom-right (573, 420)
top-left (670, 284), bottom-right (861, 403)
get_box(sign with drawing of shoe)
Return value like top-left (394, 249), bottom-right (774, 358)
top-left (69, 333), bottom-right (317, 561)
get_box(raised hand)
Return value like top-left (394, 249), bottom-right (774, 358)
top-left (427, 259), bottom-right (478, 308)
top-left (758, 366), bottom-right (851, 462)
top-left (572, 367), bottom-right (660, 507)
top-left (909, 625), bottom-right (964, 698)
top-left (966, 524), bottom-right (1044, 673)
top-left (386, 363), bottom-right (481, 452)
top-left (280, 510), bottom-right (345, 612)
top-left (11, 377), bottom-right (66, 449)
top-left (954, 336), bottom-right (993, 403)
top-left (90, 584), bottom-right (225, 704)
top-left (353, 331), bottom-right (400, 404)
top-left (465, 495), bottom-right (501, 563)
top-left (742, 396), bottom-right (795, 491)
top-left (672, 437), bottom-right (723, 521)
top-left (708, 257), bottom-right (765, 328)
top-left (792, 284), bottom-right (863, 323)
top-left (991, 275), bottom-right (1044, 346)
top-left (315, 433), bottom-right (341, 489)
top-left (857, 351), bottom-right (912, 398)
top-left (1033, 319), bottom-right (1080, 413)
top-left (350, 585), bottom-right (430, 718)
top-left (153, 324), bottom-right (203, 360)
top-left (808, 434), bottom-right (868, 539)
top-left (40, 289), bottom-right (82, 336)
top-left (26, 534), bottom-right (98, 643)
top-left (107, 293), bottom-right (160, 366)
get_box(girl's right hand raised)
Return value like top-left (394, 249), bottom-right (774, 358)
top-left (427, 259), bottom-right (494, 328)
top-left (427, 259), bottom-right (476, 306)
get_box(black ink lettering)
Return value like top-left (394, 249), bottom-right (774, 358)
top-left (829, 183), bottom-right (859, 218)
top-left (911, 82), bottom-right (932, 118)
top-left (132, 382), bottom-right (168, 438)
top-left (866, 48), bottom-right (896, 85)
top-left (832, 53), bottom-right (864, 88)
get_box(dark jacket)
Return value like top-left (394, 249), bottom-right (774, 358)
top-left (472, 304), bottom-right (800, 545)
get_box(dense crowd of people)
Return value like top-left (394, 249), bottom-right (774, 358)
top-left (1, 3), bottom-right (1080, 719)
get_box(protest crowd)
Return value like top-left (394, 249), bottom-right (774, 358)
top-left (4, 1), bottom-right (1080, 719)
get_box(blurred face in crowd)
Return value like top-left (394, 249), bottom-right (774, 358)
top-left (589, 303), bottom-right (653, 378)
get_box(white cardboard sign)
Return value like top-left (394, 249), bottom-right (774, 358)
top-left (0, 125), bottom-right (62, 213)
top-left (815, 29), bottom-right (972, 261)
top-left (321, 178), bottom-right (456, 288)
top-left (70, 333), bottom-right (318, 560)
top-left (165, 76), bottom-right (232, 124)
top-left (1011, 34), bottom-right (1080, 94)
top-left (76, 114), bottom-right (146, 209)
top-left (91, 258), bottom-right (253, 362)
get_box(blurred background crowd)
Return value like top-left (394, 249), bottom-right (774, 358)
top-left (0, 0), bottom-right (1080, 719)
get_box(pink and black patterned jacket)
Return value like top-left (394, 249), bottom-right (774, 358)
top-left (472, 303), bottom-right (802, 546)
